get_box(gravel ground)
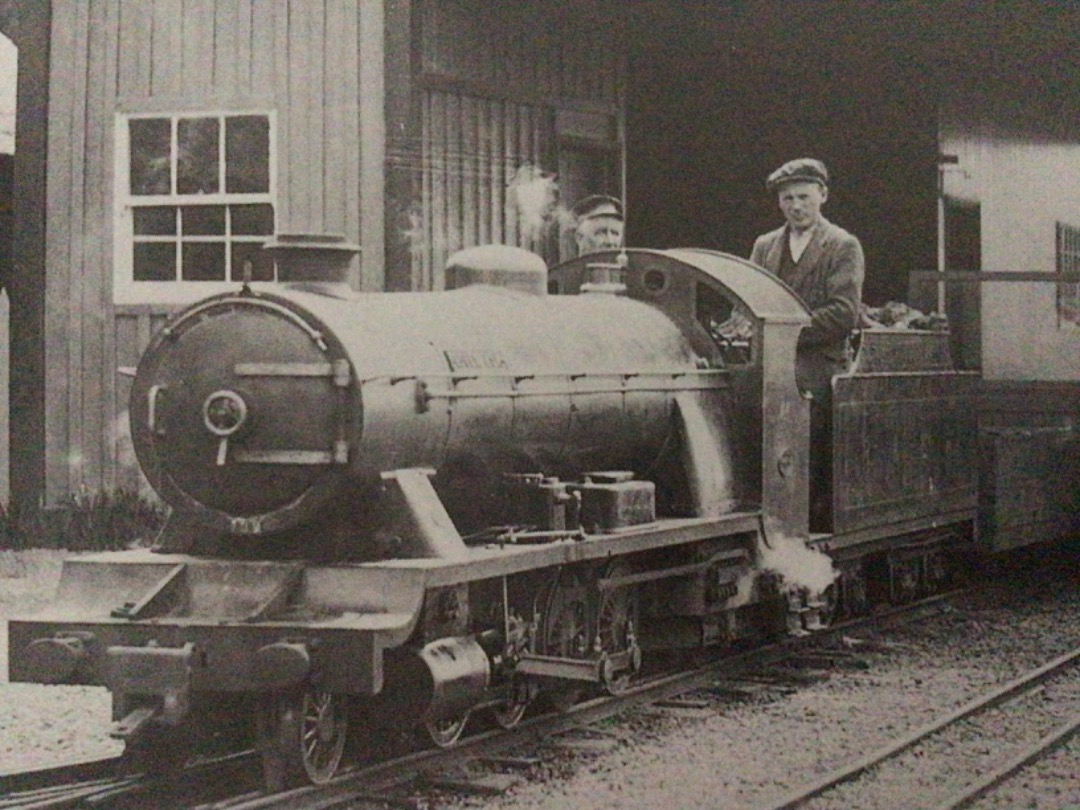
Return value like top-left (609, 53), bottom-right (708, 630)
top-left (441, 550), bottom-right (1080, 810)
top-left (0, 550), bottom-right (121, 773)
top-left (2, 548), bottom-right (1078, 809)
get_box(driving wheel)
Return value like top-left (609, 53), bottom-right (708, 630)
top-left (491, 681), bottom-right (531, 729)
top-left (594, 560), bottom-right (640, 694)
top-left (424, 713), bottom-right (469, 748)
top-left (538, 569), bottom-right (589, 711)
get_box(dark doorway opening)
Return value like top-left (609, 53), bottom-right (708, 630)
top-left (623, 4), bottom-right (938, 308)
top-left (944, 198), bottom-right (982, 369)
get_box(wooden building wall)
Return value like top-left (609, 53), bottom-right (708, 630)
top-left (43, 0), bottom-right (385, 504)
top-left (38, 0), bottom-right (624, 506)
top-left (940, 76), bottom-right (1080, 382)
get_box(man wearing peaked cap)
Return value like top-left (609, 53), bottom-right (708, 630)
top-left (751, 158), bottom-right (863, 365)
top-left (765, 157), bottom-right (830, 192)
top-left (571, 194), bottom-right (625, 256)
top-left (750, 158), bottom-right (864, 532)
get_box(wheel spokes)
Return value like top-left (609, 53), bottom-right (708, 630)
top-left (594, 562), bottom-right (640, 694)
top-left (492, 698), bottom-right (529, 729)
top-left (259, 687), bottom-right (348, 791)
top-left (425, 713), bottom-right (468, 748)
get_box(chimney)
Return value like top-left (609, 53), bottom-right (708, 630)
top-left (262, 233), bottom-right (361, 292)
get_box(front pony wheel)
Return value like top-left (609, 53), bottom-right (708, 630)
top-left (257, 686), bottom-right (348, 792)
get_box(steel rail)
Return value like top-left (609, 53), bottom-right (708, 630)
top-left (927, 711), bottom-right (1080, 810)
top-left (0, 751), bottom-right (257, 810)
top-left (0, 593), bottom-right (962, 810)
top-left (0, 775), bottom-right (142, 810)
top-left (757, 644), bottom-right (1080, 810)
top-left (0, 757), bottom-right (124, 800)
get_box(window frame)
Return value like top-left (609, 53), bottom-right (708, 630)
top-left (1056, 221), bottom-right (1080, 327)
top-left (113, 109), bottom-right (278, 305)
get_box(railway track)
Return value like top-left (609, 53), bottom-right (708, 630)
top-left (758, 643), bottom-right (1080, 810)
top-left (192, 593), bottom-right (959, 810)
top-left (0, 592), bottom-right (960, 810)
top-left (0, 751), bottom-right (259, 810)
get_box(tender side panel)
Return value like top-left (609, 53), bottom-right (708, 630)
top-left (832, 370), bottom-right (981, 541)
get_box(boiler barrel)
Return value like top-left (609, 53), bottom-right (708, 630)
top-left (130, 284), bottom-right (707, 534)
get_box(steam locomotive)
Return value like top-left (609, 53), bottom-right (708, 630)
top-left (6, 243), bottom-right (1041, 789)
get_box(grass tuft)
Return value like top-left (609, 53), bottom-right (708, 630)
top-left (0, 488), bottom-right (167, 552)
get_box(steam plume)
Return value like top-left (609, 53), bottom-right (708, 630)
top-left (507, 163), bottom-right (559, 244)
top-left (758, 532), bottom-right (837, 595)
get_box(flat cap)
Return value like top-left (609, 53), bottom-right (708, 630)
top-left (571, 194), bottom-right (623, 221)
top-left (766, 158), bottom-right (829, 192)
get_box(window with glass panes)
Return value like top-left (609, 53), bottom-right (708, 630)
top-left (121, 113), bottom-right (275, 291)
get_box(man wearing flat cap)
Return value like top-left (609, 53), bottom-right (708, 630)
top-left (750, 158), bottom-right (864, 530)
top-left (571, 194), bottom-right (625, 256)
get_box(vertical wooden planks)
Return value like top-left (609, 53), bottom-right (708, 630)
top-left (113, 310), bottom-right (150, 487)
top-left (116, 0), bottom-right (151, 98)
top-left (444, 91), bottom-right (461, 266)
top-left (269, 1), bottom-right (291, 227)
top-left (460, 95), bottom-right (477, 250)
top-left (357, 0), bottom-right (384, 291)
top-left (213, 0), bottom-right (239, 93)
top-left (283, 0), bottom-right (310, 231)
top-left (85, 0), bottom-right (119, 491)
top-left (150, 0), bottom-right (184, 98)
top-left (250, 0), bottom-right (276, 99)
top-left (429, 91), bottom-right (447, 288)
top-left (65, 0), bottom-right (91, 496)
top-left (408, 1), bottom-right (628, 285)
top-left (44, 1), bottom-right (83, 499)
top-left (322, 0), bottom-right (348, 238)
top-left (305, 0), bottom-right (326, 232)
top-left (234, 0), bottom-right (253, 93)
top-left (421, 90), bottom-right (433, 290)
top-left (502, 99), bottom-right (518, 247)
top-left (181, 0), bottom-right (214, 97)
top-left (476, 97), bottom-right (491, 245)
top-left (490, 101), bottom-right (504, 245)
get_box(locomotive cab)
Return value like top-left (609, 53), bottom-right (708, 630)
top-left (550, 248), bottom-right (813, 542)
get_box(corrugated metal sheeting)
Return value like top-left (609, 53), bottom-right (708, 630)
top-left (416, 93), bottom-right (554, 290)
top-left (409, 0), bottom-right (623, 288)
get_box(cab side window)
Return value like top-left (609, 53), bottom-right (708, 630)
top-left (696, 282), bottom-right (754, 365)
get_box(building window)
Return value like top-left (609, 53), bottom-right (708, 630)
top-left (115, 112), bottom-right (275, 303)
top-left (1057, 222), bottom-right (1080, 326)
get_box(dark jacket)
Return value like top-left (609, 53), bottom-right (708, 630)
top-left (750, 217), bottom-right (864, 392)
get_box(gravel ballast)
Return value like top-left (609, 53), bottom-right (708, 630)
top-left (443, 552), bottom-right (1080, 810)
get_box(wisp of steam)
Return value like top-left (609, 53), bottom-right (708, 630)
top-left (758, 531), bottom-right (837, 595)
top-left (507, 163), bottom-right (558, 244)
